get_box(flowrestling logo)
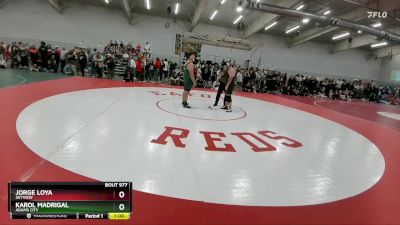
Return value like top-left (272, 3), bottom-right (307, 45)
top-left (367, 11), bottom-right (388, 19)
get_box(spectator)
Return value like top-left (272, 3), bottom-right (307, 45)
top-left (38, 41), bottom-right (48, 69)
top-left (89, 49), bottom-right (97, 76)
top-left (105, 53), bottom-right (116, 79)
top-left (0, 42), bottom-right (5, 69)
top-left (5, 44), bottom-right (11, 61)
top-left (10, 42), bottom-right (20, 68)
top-left (29, 45), bottom-right (39, 69)
top-left (144, 60), bottom-right (151, 82)
top-left (154, 58), bottom-right (161, 81)
top-left (48, 54), bottom-right (58, 72)
top-left (126, 56), bottom-right (135, 82)
top-left (149, 60), bottom-right (154, 81)
top-left (136, 43), bottom-right (141, 52)
top-left (163, 58), bottom-right (169, 81)
top-left (55, 46), bottom-right (61, 72)
top-left (0, 41), bottom-right (5, 61)
top-left (78, 49), bottom-right (87, 76)
top-left (243, 71), bottom-right (253, 92)
top-left (136, 53), bottom-right (144, 82)
top-left (19, 43), bottom-right (29, 69)
top-left (66, 50), bottom-right (77, 75)
top-left (94, 51), bottom-right (104, 78)
top-left (144, 42), bottom-right (151, 53)
top-left (236, 69), bottom-right (243, 90)
top-left (60, 47), bottom-right (66, 73)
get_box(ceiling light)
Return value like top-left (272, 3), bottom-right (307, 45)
top-left (104, 0), bottom-right (109, 3)
top-left (323, 10), bottom-right (331, 15)
top-left (145, 0), bottom-right (150, 10)
top-left (265, 21), bottom-right (278, 30)
top-left (302, 18), bottom-right (310, 24)
top-left (210, 10), bottom-right (218, 20)
top-left (233, 15), bottom-right (243, 24)
top-left (296, 4), bottom-right (304, 11)
top-left (332, 32), bottom-right (350, 40)
top-left (371, 41), bottom-right (388, 48)
top-left (286, 25), bottom-right (300, 34)
top-left (221, 0), bottom-right (226, 5)
top-left (257, 0), bottom-right (261, 2)
top-left (236, 1), bottom-right (243, 12)
top-left (174, 3), bottom-right (180, 14)
top-left (357, 30), bottom-right (362, 34)
top-left (371, 22), bottom-right (382, 28)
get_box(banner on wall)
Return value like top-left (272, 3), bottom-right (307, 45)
top-left (175, 34), bottom-right (202, 56)
top-left (174, 34), bottom-right (182, 55)
top-left (390, 70), bottom-right (400, 81)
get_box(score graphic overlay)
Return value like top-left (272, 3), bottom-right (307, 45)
top-left (8, 182), bottom-right (132, 220)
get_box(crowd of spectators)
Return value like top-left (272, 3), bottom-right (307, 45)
top-left (170, 60), bottom-right (400, 105)
top-left (0, 40), bottom-right (399, 105)
top-left (238, 69), bottom-right (400, 105)
top-left (0, 40), bottom-right (176, 81)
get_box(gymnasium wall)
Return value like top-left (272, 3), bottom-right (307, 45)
top-left (0, 0), bottom-right (186, 61)
top-left (194, 24), bottom-right (383, 80)
top-left (0, 0), bottom-right (387, 81)
top-left (380, 55), bottom-right (400, 82)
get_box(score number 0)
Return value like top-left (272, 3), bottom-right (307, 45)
top-left (118, 191), bottom-right (125, 211)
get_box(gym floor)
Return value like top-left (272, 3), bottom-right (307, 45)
top-left (1, 69), bottom-right (400, 225)
top-left (0, 69), bottom-right (68, 88)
